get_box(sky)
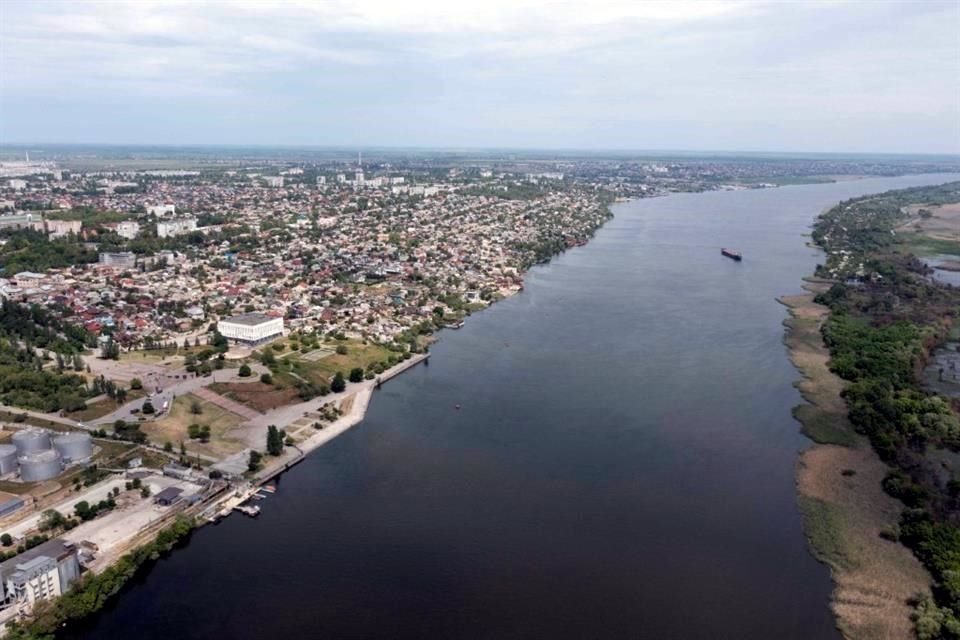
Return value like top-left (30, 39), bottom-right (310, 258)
top-left (0, 0), bottom-right (958, 154)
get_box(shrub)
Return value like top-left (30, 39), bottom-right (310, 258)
top-left (238, 364), bottom-right (252, 377)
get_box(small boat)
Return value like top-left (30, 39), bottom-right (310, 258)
top-left (721, 248), bottom-right (743, 261)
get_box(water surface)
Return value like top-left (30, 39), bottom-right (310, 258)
top-left (66, 173), bottom-right (960, 640)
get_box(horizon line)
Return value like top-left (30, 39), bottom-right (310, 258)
top-left (1, 141), bottom-right (959, 159)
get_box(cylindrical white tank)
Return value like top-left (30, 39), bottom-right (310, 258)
top-left (18, 450), bottom-right (63, 482)
top-left (0, 444), bottom-right (18, 475)
top-left (12, 428), bottom-right (52, 457)
top-left (53, 432), bottom-right (93, 463)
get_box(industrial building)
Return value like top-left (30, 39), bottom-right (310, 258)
top-left (217, 312), bottom-right (284, 345)
top-left (2, 428), bottom-right (92, 482)
top-left (0, 538), bottom-right (80, 608)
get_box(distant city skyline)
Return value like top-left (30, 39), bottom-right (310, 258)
top-left (1, 0), bottom-right (958, 154)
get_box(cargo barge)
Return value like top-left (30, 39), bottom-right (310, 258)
top-left (721, 248), bottom-right (742, 261)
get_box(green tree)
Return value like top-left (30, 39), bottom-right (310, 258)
top-left (248, 450), bottom-right (262, 472)
top-left (238, 364), bottom-right (252, 377)
top-left (38, 510), bottom-right (66, 532)
top-left (348, 367), bottom-right (364, 383)
top-left (331, 371), bottom-right (346, 393)
top-left (266, 425), bottom-right (284, 456)
top-left (130, 378), bottom-right (143, 390)
top-left (260, 372), bottom-right (273, 385)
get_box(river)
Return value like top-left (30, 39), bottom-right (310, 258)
top-left (64, 173), bottom-right (960, 640)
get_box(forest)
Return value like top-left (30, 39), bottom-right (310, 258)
top-left (812, 183), bottom-right (960, 638)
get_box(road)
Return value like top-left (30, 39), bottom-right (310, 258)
top-left (2, 477), bottom-right (129, 540)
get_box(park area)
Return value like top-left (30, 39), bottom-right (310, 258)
top-left (141, 394), bottom-right (248, 459)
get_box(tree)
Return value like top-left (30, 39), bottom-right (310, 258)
top-left (74, 501), bottom-right (93, 521)
top-left (260, 372), bottom-right (273, 385)
top-left (348, 367), bottom-right (364, 383)
top-left (238, 364), bottom-right (252, 377)
top-left (248, 450), bottom-right (262, 472)
top-left (141, 400), bottom-right (155, 414)
top-left (331, 371), bottom-right (346, 393)
top-left (335, 344), bottom-right (348, 355)
top-left (1, 533), bottom-right (13, 547)
top-left (164, 441), bottom-right (173, 453)
top-left (38, 510), bottom-right (66, 532)
top-left (266, 425), bottom-right (284, 456)
top-left (130, 378), bottom-right (143, 390)
top-left (190, 400), bottom-right (202, 415)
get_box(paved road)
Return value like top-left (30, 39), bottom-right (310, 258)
top-left (0, 403), bottom-right (79, 428)
top-left (93, 364), bottom-right (268, 427)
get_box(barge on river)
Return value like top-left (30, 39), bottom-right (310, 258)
top-left (721, 248), bottom-right (743, 261)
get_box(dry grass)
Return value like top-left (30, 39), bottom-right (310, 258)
top-left (781, 291), bottom-right (854, 446)
top-left (783, 288), bottom-right (931, 639)
top-left (142, 394), bottom-right (247, 458)
top-left (902, 202), bottom-right (960, 242)
top-left (208, 382), bottom-right (301, 413)
top-left (799, 445), bottom-right (930, 640)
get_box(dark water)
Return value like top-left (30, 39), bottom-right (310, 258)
top-left (66, 174), bottom-right (960, 640)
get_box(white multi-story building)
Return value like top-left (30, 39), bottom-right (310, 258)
top-left (114, 220), bottom-right (141, 239)
top-left (43, 219), bottom-right (82, 239)
top-left (99, 252), bottom-right (137, 268)
top-left (0, 538), bottom-right (80, 609)
top-left (264, 176), bottom-right (284, 188)
top-left (157, 218), bottom-right (197, 238)
top-left (218, 313), bottom-right (284, 345)
top-left (147, 204), bottom-right (176, 217)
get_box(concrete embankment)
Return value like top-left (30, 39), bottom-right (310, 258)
top-left (255, 353), bottom-right (430, 484)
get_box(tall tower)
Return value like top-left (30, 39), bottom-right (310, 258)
top-left (355, 151), bottom-right (364, 187)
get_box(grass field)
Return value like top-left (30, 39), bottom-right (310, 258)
top-left (142, 394), bottom-right (247, 458)
top-left (274, 340), bottom-right (393, 387)
top-left (897, 233), bottom-right (960, 257)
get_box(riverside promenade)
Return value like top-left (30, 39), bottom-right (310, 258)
top-left (253, 353), bottom-right (430, 483)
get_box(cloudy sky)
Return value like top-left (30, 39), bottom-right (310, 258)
top-left (0, 0), bottom-right (958, 153)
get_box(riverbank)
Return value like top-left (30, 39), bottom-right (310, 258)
top-left (254, 352), bottom-right (429, 483)
top-left (782, 285), bottom-right (931, 640)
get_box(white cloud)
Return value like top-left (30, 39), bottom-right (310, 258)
top-left (0, 0), bottom-right (957, 152)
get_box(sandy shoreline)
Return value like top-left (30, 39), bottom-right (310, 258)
top-left (781, 283), bottom-right (930, 640)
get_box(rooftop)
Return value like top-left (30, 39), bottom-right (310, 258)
top-left (0, 538), bottom-right (73, 579)
top-left (220, 312), bottom-right (277, 327)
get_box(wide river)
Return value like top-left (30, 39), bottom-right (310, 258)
top-left (66, 173), bottom-right (960, 640)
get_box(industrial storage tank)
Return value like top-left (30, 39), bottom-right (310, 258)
top-left (12, 428), bottom-right (52, 457)
top-left (0, 444), bottom-right (18, 475)
top-left (53, 432), bottom-right (93, 463)
top-left (18, 450), bottom-right (63, 482)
